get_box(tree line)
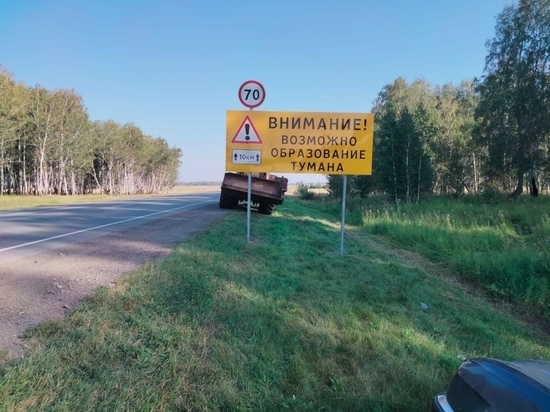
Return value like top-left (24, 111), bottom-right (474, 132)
top-left (0, 67), bottom-right (181, 196)
top-left (329, 0), bottom-right (550, 201)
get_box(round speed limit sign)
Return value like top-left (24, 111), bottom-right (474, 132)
top-left (238, 80), bottom-right (265, 109)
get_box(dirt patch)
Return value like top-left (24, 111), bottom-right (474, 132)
top-left (0, 203), bottom-right (227, 360)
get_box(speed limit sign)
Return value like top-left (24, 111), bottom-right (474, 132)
top-left (238, 80), bottom-right (265, 109)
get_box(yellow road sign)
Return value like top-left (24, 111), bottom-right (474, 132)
top-left (226, 110), bottom-right (374, 175)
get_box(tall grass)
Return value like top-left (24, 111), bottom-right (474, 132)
top-left (308, 195), bottom-right (550, 319)
top-left (0, 199), bottom-right (549, 411)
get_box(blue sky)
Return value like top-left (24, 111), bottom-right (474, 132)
top-left (0, 0), bottom-right (512, 183)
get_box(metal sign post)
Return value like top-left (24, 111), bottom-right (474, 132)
top-left (238, 80), bottom-right (266, 243)
top-left (247, 172), bottom-right (252, 242)
top-left (340, 176), bottom-right (348, 256)
top-left (226, 81), bottom-right (374, 250)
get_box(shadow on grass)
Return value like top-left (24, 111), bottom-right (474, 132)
top-left (3, 200), bottom-right (550, 412)
top-left (363, 217), bottom-right (550, 319)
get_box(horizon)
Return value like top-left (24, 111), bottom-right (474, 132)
top-left (0, 0), bottom-right (512, 183)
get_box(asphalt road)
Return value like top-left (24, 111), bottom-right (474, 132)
top-left (0, 193), bottom-right (219, 263)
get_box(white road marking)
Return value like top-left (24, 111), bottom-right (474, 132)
top-left (0, 199), bottom-right (216, 253)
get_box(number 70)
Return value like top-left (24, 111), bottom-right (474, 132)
top-left (244, 89), bottom-right (260, 100)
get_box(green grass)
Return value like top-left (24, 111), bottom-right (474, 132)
top-left (1, 199), bottom-right (549, 411)
top-left (0, 186), bottom-right (217, 211)
top-left (310, 194), bottom-right (550, 320)
top-left (0, 193), bottom-right (127, 211)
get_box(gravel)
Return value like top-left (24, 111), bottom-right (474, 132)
top-left (0, 203), bottom-right (227, 359)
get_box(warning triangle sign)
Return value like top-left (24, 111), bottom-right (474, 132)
top-left (231, 116), bottom-right (262, 144)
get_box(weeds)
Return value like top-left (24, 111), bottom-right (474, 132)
top-left (0, 199), bottom-right (549, 411)
top-left (304, 194), bottom-right (550, 319)
top-left (294, 182), bottom-right (316, 200)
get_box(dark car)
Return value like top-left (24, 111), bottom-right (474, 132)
top-left (433, 357), bottom-right (550, 412)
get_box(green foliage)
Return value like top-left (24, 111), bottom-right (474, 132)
top-left (344, 0), bottom-right (550, 199)
top-left (475, 0), bottom-right (550, 196)
top-left (1, 199), bottom-right (549, 411)
top-left (294, 182), bottom-right (315, 200)
top-left (0, 65), bottom-right (181, 196)
top-left (433, 81), bottom-right (479, 195)
top-left (326, 175), bottom-right (374, 201)
top-left (312, 194), bottom-right (550, 319)
top-left (326, 175), bottom-right (344, 199)
top-left (480, 184), bottom-right (507, 204)
top-left (371, 78), bottom-right (478, 202)
top-left (349, 175), bottom-right (374, 198)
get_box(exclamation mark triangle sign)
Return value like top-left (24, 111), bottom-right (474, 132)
top-left (231, 116), bottom-right (262, 144)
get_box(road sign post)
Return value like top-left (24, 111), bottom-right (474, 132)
top-left (238, 80), bottom-right (266, 242)
top-left (247, 172), bottom-right (252, 242)
top-left (226, 87), bottom-right (374, 253)
top-left (340, 176), bottom-right (348, 256)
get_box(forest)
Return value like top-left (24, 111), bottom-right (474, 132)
top-left (0, 67), bottom-right (181, 196)
top-left (329, 0), bottom-right (550, 201)
top-left (3, 1), bottom-right (549, 200)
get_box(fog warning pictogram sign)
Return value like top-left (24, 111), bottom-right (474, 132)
top-left (231, 116), bottom-right (262, 144)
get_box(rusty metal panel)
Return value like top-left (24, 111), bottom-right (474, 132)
top-left (221, 173), bottom-right (284, 202)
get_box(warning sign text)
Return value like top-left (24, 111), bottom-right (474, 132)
top-left (226, 110), bottom-right (374, 175)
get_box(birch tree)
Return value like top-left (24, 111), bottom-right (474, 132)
top-left (476, 0), bottom-right (550, 196)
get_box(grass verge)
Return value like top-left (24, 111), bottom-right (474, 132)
top-left (0, 199), bottom-right (549, 411)
top-left (309, 195), bottom-right (550, 321)
top-left (0, 186), bottom-right (218, 211)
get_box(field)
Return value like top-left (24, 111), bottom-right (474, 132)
top-left (0, 194), bottom-right (549, 411)
top-left (0, 185), bottom-right (219, 211)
